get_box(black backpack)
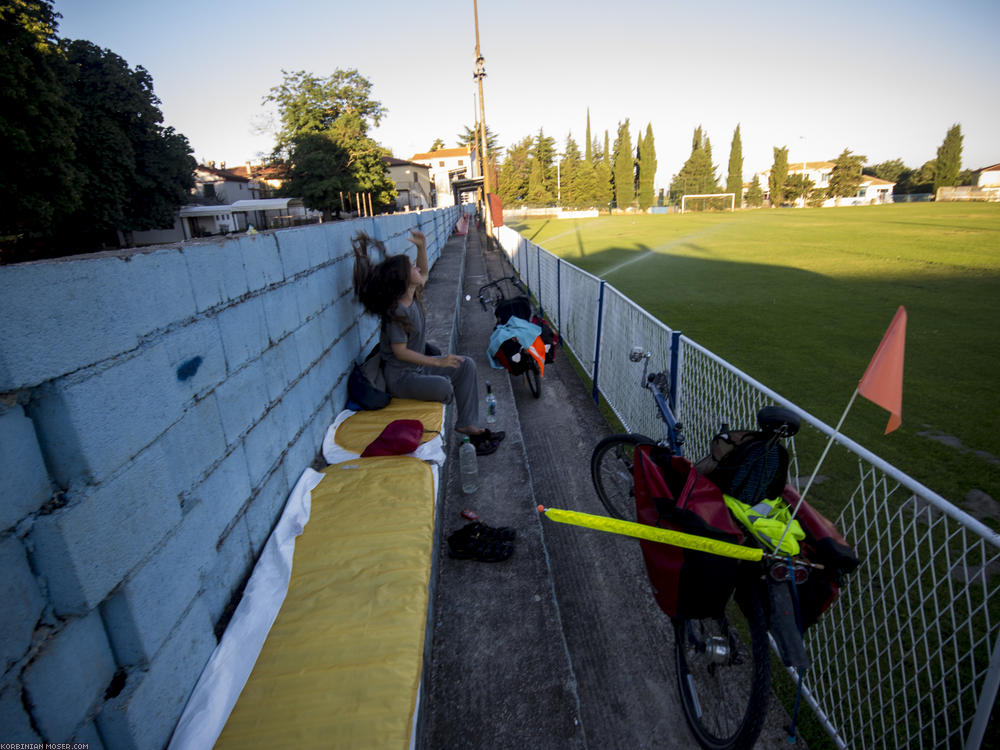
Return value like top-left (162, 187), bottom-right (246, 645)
top-left (695, 428), bottom-right (789, 504)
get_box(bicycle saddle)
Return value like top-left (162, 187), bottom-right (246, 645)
top-left (757, 405), bottom-right (801, 437)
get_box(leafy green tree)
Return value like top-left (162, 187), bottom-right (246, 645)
top-left (496, 135), bottom-right (533, 206)
top-left (456, 123), bottom-right (501, 165)
top-left (283, 134), bottom-right (352, 219)
top-left (428, 137), bottom-right (445, 151)
top-left (265, 69), bottom-right (385, 158)
top-left (726, 124), bottom-right (743, 208)
top-left (745, 175), bottom-right (764, 207)
top-left (669, 127), bottom-right (719, 203)
top-left (784, 173), bottom-right (815, 205)
top-left (0, 0), bottom-right (80, 254)
top-left (560, 133), bottom-right (582, 206)
top-left (265, 68), bottom-right (394, 213)
top-left (867, 158), bottom-right (906, 184)
top-left (584, 108), bottom-right (593, 163)
top-left (57, 39), bottom-right (195, 248)
top-left (571, 158), bottom-right (599, 209)
top-left (612, 120), bottom-right (634, 209)
top-left (933, 123), bottom-right (962, 191)
top-left (637, 123), bottom-right (656, 210)
top-left (769, 146), bottom-right (788, 206)
top-left (828, 148), bottom-right (867, 204)
top-left (531, 128), bottom-right (557, 198)
top-left (594, 156), bottom-right (613, 211)
top-left (527, 158), bottom-right (553, 206)
top-left (894, 160), bottom-right (936, 195)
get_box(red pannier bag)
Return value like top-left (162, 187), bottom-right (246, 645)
top-left (634, 444), bottom-right (745, 620)
top-left (780, 485), bottom-right (859, 629)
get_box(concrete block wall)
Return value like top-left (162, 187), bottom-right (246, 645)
top-left (0, 206), bottom-right (461, 747)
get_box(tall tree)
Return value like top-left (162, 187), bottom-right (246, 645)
top-left (266, 68), bottom-right (394, 213)
top-left (496, 135), bottom-right (533, 206)
top-left (0, 0), bottom-right (81, 254)
top-left (784, 173), bottom-right (815, 205)
top-left (527, 129), bottom-right (556, 205)
top-left (283, 134), bottom-right (353, 219)
top-left (456, 123), bottom-right (501, 161)
top-left (585, 108), bottom-right (593, 164)
top-left (868, 159), bottom-right (906, 183)
top-left (428, 137), bottom-right (445, 151)
top-left (637, 123), bottom-right (656, 210)
top-left (612, 120), bottom-right (634, 209)
top-left (560, 133), bottom-right (582, 206)
top-left (726, 124), bottom-right (743, 208)
top-left (265, 69), bottom-right (386, 158)
top-left (933, 123), bottom-right (963, 191)
top-left (769, 146), bottom-right (788, 207)
top-left (827, 148), bottom-right (867, 204)
top-left (745, 175), bottom-right (764, 208)
top-left (57, 39), bottom-right (195, 248)
top-left (669, 127), bottom-right (718, 203)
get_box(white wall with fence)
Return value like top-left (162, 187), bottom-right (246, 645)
top-left (494, 223), bottom-right (1000, 750)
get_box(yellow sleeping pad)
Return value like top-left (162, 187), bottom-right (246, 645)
top-left (334, 399), bottom-right (444, 454)
top-left (215, 456), bottom-right (436, 749)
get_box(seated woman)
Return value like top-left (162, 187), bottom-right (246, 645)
top-left (352, 229), bottom-right (504, 455)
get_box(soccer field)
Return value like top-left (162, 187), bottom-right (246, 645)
top-left (508, 203), bottom-right (1000, 510)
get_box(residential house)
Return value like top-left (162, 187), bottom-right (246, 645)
top-left (409, 146), bottom-right (479, 207)
top-left (127, 162), bottom-right (316, 246)
top-left (383, 157), bottom-right (432, 211)
top-left (977, 163), bottom-right (1000, 199)
top-left (754, 161), bottom-right (895, 207)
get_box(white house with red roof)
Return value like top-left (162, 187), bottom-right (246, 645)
top-left (409, 147), bottom-right (477, 207)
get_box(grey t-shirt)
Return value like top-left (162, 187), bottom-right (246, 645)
top-left (380, 300), bottom-right (426, 376)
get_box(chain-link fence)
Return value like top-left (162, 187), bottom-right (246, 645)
top-left (493, 224), bottom-right (1000, 750)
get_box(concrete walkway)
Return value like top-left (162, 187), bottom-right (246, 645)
top-left (418, 223), bottom-right (803, 749)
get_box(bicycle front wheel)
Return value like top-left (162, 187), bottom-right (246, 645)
top-left (673, 585), bottom-right (771, 750)
top-left (590, 434), bottom-right (655, 521)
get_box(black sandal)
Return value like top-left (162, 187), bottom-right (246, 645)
top-left (452, 521), bottom-right (516, 543)
top-left (447, 526), bottom-right (514, 562)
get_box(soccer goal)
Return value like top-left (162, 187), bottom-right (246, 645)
top-left (680, 193), bottom-right (735, 213)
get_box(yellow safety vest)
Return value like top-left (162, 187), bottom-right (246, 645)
top-left (723, 495), bottom-right (805, 556)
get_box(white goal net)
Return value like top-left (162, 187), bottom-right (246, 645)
top-left (680, 193), bottom-right (735, 213)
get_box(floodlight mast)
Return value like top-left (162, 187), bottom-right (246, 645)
top-left (473, 0), bottom-right (493, 237)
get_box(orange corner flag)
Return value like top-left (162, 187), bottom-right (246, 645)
top-left (858, 306), bottom-right (907, 434)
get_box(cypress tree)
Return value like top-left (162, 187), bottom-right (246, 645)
top-left (769, 146), bottom-right (788, 206)
top-left (612, 119), bottom-right (635, 209)
top-left (746, 175), bottom-right (764, 207)
top-left (638, 123), bottom-right (656, 210)
top-left (726, 124), bottom-right (743, 208)
top-left (585, 108), bottom-right (592, 164)
top-left (561, 133), bottom-right (582, 206)
top-left (934, 123), bottom-right (963, 191)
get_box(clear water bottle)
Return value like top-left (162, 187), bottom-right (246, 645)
top-left (485, 381), bottom-right (497, 423)
top-left (460, 437), bottom-right (479, 494)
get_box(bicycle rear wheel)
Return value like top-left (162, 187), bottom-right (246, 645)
top-left (673, 585), bottom-right (771, 750)
top-left (525, 359), bottom-right (541, 398)
top-left (590, 434), bottom-right (655, 521)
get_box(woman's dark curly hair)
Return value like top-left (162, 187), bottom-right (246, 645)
top-left (352, 232), bottom-right (422, 332)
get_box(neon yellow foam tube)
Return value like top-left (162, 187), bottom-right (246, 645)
top-left (539, 506), bottom-right (763, 562)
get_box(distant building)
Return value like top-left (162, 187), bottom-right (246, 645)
top-left (383, 157), bottom-right (432, 211)
top-left (977, 163), bottom-right (1000, 189)
top-left (754, 161), bottom-right (895, 207)
top-left (409, 147), bottom-right (479, 207)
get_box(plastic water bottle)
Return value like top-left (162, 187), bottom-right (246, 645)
top-left (460, 437), bottom-right (479, 494)
top-left (485, 381), bottom-right (497, 423)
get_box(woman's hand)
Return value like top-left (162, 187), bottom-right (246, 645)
top-left (409, 229), bottom-right (426, 248)
top-left (439, 354), bottom-right (464, 368)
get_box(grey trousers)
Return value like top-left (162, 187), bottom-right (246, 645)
top-left (384, 356), bottom-right (481, 429)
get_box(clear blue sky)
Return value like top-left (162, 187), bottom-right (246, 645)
top-left (54, 0), bottom-right (1000, 188)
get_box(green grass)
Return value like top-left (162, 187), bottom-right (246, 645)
top-left (508, 203), bottom-right (1000, 514)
